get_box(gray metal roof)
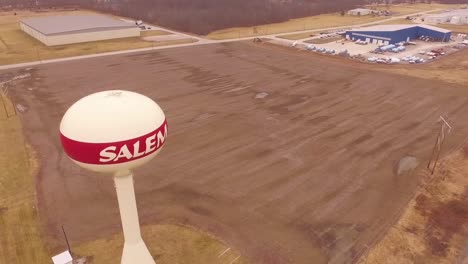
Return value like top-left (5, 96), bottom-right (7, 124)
top-left (21, 15), bottom-right (137, 36)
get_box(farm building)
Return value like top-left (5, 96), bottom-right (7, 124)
top-left (348, 8), bottom-right (373, 16)
top-left (20, 15), bottom-right (140, 46)
top-left (424, 9), bottom-right (468, 25)
top-left (345, 24), bottom-right (451, 45)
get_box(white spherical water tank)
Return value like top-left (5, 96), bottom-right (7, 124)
top-left (60, 90), bottom-right (167, 174)
top-left (60, 90), bottom-right (167, 264)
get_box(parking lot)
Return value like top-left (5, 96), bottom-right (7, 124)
top-left (291, 32), bottom-right (467, 64)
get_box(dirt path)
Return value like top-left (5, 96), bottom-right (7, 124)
top-left (3, 42), bottom-right (468, 264)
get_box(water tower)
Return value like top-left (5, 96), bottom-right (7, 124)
top-left (60, 90), bottom-right (168, 264)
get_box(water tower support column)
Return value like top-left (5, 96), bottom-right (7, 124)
top-left (59, 91), bottom-right (167, 264)
top-left (114, 172), bottom-right (156, 264)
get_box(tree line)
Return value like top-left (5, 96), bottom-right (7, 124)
top-left (89, 0), bottom-right (365, 35)
top-left (1, 0), bottom-right (467, 34)
top-left (0, 0), bottom-right (363, 34)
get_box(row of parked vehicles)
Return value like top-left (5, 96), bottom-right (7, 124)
top-left (367, 57), bottom-right (401, 64)
top-left (373, 47), bottom-right (450, 64)
top-left (306, 44), bottom-right (336, 54)
top-left (418, 35), bottom-right (443, 42)
top-left (377, 44), bottom-right (407, 53)
top-left (318, 30), bottom-right (346, 39)
top-left (401, 56), bottom-right (426, 64)
top-left (355, 39), bottom-right (368, 45)
top-left (418, 48), bottom-right (446, 59)
top-left (368, 55), bottom-right (426, 64)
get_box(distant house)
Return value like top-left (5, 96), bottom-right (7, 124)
top-left (348, 8), bottom-right (372, 16)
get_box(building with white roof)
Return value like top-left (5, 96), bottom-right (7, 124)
top-left (345, 24), bottom-right (451, 45)
top-left (20, 14), bottom-right (140, 46)
top-left (425, 9), bottom-right (468, 25)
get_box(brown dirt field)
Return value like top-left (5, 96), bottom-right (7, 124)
top-left (1, 77), bottom-right (243, 263)
top-left (3, 41), bottom-right (468, 264)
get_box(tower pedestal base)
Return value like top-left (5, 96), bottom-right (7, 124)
top-left (122, 240), bottom-right (156, 264)
top-left (114, 173), bottom-right (156, 264)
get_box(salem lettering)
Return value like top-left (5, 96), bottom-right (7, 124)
top-left (59, 119), bottom-right (168, 165)
top-left (99, 123), bottom-right (168, 163)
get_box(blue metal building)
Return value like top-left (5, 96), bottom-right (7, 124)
top-left (345, 24), bottom-right (451, 45)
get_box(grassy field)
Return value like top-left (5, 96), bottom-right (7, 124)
top-left (206, 13), bottom-right (384, 40)
top-left (141, 30), bottom-right (172, 37)
top-left (0, 9), bottom-right (192, 65)
top-left (206, 4), bottom-right (461, 40)
top-left (377, 18), bottom-right (416, 25)
top-left (368, 3), bottom-right (462, 15)
top-left (0, 93), bottom-right (244, 263)
top-left (75, 224), bottom-right (246, 264)
top-left (275, 17), bottom-right (416, 40)
top-left (0, 95), bottom-right (50, 264)
top-left (358, 150), bottom-right (468, 264)
top-left (277, 32), bottom-right (318, 40)
top-left (304, 36), bottom-right (343, 44)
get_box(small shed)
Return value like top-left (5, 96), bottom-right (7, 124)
top-left (348, 8), bottom-right (372, 16)
top-left (52, 251), bottom-right (73, 264)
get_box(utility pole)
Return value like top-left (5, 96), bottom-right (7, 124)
top-left (427, 116), bottom-right (452, 175)
top-left (62, 225), bottom-right (72, 255)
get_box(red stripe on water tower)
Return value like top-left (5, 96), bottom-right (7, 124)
top-left (60, 120), bottom-right (167, 165)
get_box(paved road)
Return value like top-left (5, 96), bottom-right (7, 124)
top-left (0, 9), bottom-right (441, 70)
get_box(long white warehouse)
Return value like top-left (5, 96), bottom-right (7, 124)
top-left (20, 15), bottom-right (140, 46)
